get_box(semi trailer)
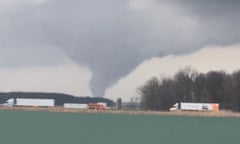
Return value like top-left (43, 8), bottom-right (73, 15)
top-left (5, 98), bottom-right (55, 107)
top-left (63, 103), bottom-right (88, 109)
top-left (169, 102), bottom-right (219, 112)
top-left (63, 102), bottom-right (107, 110)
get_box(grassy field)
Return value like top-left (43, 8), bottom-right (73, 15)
top-left (0, 109), bottom-right (239, 144)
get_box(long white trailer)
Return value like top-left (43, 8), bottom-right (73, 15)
top-left (64, 103), bottom-right (88, 109)
top-left (6, 98), bottom-right (55, 107)
top-left (169, 102), bottom-right (219, 112)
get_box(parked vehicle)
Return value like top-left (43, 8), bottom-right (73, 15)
top-left (64, 103), bottom-right (88, 109)
top-left (169, 102), bottom-right (219, 112)
top-left (5, 98), bottom-right (55, 107)
top-left (88, 103), bottom-right (106, 110)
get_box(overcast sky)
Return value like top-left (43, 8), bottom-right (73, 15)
top-left (0, 0), bottom-right (240, 100)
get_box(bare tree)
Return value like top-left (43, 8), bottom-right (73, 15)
top-left (174, 67), bottom-right (197, 102)
top-left (193, 74), bottom-right (209, 102)
top-left (139, 77), bottom-right (160, 110)
top-left (206, 71), bottom-right (226, 103)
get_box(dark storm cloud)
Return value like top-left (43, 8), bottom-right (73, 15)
top-left (0, 0), bottom-right (240, 96)
top-left (178, 0), bottom-right (240, 16)
top-left (176, 0), bottom-right (240, 45)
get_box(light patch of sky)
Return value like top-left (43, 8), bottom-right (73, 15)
top-left (0, 63), bottom-right (93, 96)
top-left (128, 0), bottom-right (151, 11)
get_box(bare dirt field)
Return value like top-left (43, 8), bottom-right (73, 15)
top-left (1, 106), bottom-right (240, 118)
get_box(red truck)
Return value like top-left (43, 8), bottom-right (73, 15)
top-left (88, 103), bottom-right (106, 110)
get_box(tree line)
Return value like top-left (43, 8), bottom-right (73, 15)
top-left (139, 67), bottom-right (240, 111)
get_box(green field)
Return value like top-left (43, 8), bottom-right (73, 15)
top-left (0, 110), bottom-right (239, 144)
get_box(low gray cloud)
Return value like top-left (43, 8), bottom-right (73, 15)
top-left (0, 0), bottom-right (240, 96)
top-left (0, 47), bottom-right (71, 68)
